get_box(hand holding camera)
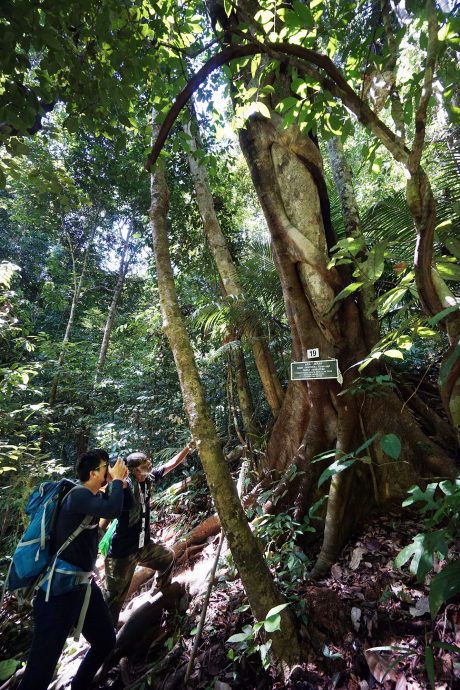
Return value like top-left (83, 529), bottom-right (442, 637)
top-left (108, 458), bottom-right (128, 482)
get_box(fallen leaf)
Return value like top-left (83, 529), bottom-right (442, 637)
top-left (391, 583), bottom-right (414, 604)
top-left (350, 546), bottom-right (367, 570)
top-left (331, 563), bottom-right (342, 579)
top-left (364, 649), bottom-right (397, 683)
top-left (409, 596), bottom-right (430, 617)
top-left (351, 606), bottom-right (361, 632)
top-left (395, 673), bottom-right (408, 689)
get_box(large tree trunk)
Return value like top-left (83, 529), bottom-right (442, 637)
top-left (184, 112), bottom-right (284, 418)
top-left (239, 108), bottom-right (454, 574)
top-left (149, 121), bottom-right (302, 665)
top-left (204, 0), bottom-right (456, 575)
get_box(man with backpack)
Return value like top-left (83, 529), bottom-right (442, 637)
top-left (19, 449), bottom-right (127, 690)
top-left (103, 443), bottom-right (193, 625)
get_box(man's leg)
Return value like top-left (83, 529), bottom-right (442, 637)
top-left (71, 581), bottom-right (116, 690)
top-left (139, 541), bottom-right (175, 589)
top-left (103, 553), bottom-right (137, 625)
top-left (19, 588), bottom-right (84, 690)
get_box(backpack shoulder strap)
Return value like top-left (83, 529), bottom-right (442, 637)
top-left (43, 514), bottom-right (95, 602)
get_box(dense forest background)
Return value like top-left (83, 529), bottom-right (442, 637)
top-left (1, 0), bottom-right (460, 687)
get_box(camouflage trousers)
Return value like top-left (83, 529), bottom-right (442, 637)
top-left (103, 540), bottom-right (174, 625)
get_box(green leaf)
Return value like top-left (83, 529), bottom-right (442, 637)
top-left (380, 433), bottom-right (401, 460)
top-left (253, 101), bottom-right (271, 118)
top-left (224, 0), bottom-right (233, 16)
top-left (439, 343), bottom-right (460, 388)
top-left (428, 304), bottom-right (460, 326)
top-left (292, 1), bottom-right (314, 27)
top-left (331, 282), bottom-right (363, 306)
top-left (354, 435), bottom-right (377, 455)
top-left (436, 261), bottom-right (460, 281)
top-left (402, 484), bottom-right (439, 512)
top-left (431, 641), bottom-right (460, 654)
top-left (424, 645), bottom-right (435, 689)
top-left (376, 286), bottom-right (409, 316)
top-left (265, 603), bottom-right (289, 619)
top-left (394, 531), bottom-right (448, 581)
top-left (264, 614), bottom-right (281, 632)
top-left (228, 632), bottom-right (251, 643)
top-left (0, 660), bottom-right (20, 682)
top-left (318, 457), bottom-right (356, 488)
top-left (383, 349), bottom-right (404, 360)
top-left (443, 235), bottom-right (460, 259)
top-left (429, 561), bottom-right (460, 617)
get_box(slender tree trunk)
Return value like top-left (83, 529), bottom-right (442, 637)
top-left (231, 339), bottom-right (261, 445)
top-left (49, 217), bottom-right (98, 407)
top-left (327, 137), bottom-right (380, 348)
top-left (149, 121), bottom-right (302, 665)
top-left (184, 112), bottom-right (284, 417)
top-left (404, 0), bottom-right (460, 440)
top-left (94, 224), bottom-right (134, 383)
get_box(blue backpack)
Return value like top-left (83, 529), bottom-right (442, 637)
top-left (3, 479), bottom-right (94, 603)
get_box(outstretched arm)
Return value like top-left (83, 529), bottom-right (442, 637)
top-left (161, 442), bottom-right (194, 476)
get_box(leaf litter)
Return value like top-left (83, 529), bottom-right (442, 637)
top-left (1, 510), bottom-right (459, 689)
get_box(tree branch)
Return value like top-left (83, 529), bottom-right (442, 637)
top-left (145, 41), bottom-right (409, 172)
top-left (409, 0), bottom-right (439, 172)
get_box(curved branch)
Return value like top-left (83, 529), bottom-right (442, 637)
top-left (145, 41), bottom-right (409, 172)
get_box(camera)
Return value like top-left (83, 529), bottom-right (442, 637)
top-left (109, 454), bottom-right (121, 467)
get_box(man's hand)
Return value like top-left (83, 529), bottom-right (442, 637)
top-left (161, 440), bottom-right (194, 476)
top-left (109, 458), bottom-right (128, 482)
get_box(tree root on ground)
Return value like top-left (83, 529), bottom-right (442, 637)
top-left (126, 515), bottom-right (221, 599)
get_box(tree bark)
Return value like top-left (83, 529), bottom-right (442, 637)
top-left (231, 339), bottom-right (261, 445)
top-left (184, 113), bottom-right (284, 417)
top-left (149, 121), bottom-right (302, 664)
top-left (327, 136), bottom-right (380, 348)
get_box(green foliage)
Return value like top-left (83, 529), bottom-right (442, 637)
top-left (227, 603), bottom-right (289, 669)
top-left (0, 659), bottom-right (21, 683)
top-left (429, 561), bottom-right (460, 618)
top-left (313, 434), bottom-right (401, 488)
top-left (396, 478), bottom-right (460, 617)
top-left (253, 511), bottom-right (313, 590)
top-left (394, 531), bottom-right (449, 581)
top-left (0, 262), bottom-right (52, 475)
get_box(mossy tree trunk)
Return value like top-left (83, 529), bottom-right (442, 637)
top-left (149, 123), bottom-right (302, 665)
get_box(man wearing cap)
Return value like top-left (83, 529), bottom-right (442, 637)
top-left (103, 443), bottom-right (193, 625)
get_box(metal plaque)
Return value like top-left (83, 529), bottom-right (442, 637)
top-left (291, 359), bottom-right (339, 380)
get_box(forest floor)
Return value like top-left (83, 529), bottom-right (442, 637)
top-left (1, 505), bottom-right (459, 690)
